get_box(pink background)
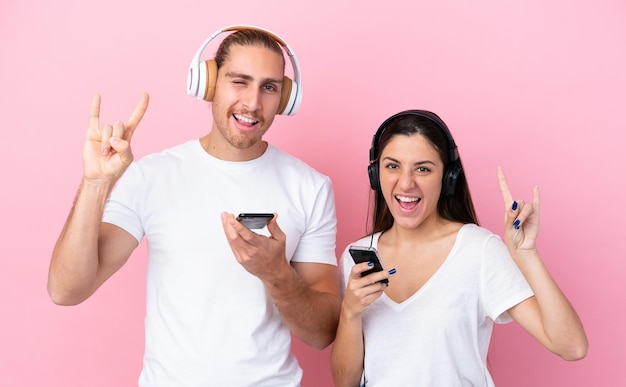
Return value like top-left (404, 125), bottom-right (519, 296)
top-left (1, 0), bottom-right (624, 386)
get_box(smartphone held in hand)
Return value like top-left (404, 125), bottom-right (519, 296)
top-left (348, 246), bottom-right (388, 284)
top-left (236, 213), bottom-right (274, 229)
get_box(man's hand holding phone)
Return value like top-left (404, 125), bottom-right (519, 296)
top-left (221, 212), bottom-right (290, 282)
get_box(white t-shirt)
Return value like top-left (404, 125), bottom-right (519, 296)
top-left (339, 224), bottom-right (533, 387)
top-left (103, 140), bottom-right (337, 387)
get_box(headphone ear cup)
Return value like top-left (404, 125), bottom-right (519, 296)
top-left (187, 60), bottom-right (217, 101)
top-left (368, 163), bottom-right (380, 191)
top-left (202, 60), bottom-right (218, 101)
top-left (278, 76), bottom-right (293, 115)
top-left (278, 76), bottom-right (300, 116)
top-left (442, 162), bottom-right (462, 196)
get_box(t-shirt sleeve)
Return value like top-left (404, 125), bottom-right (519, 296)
top-left (338, 245), bottom-right (353, 292)
top-left (290, 176), bottom-right (337, 266)
top-left (102, 163), bottom-right (145, 244)
top-left (480, 234), bottom-right (534, 324)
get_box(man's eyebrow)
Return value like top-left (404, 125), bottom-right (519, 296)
top-left (224, 72), bottom-right (283, 84)
top-left (224, 71), bottom-right (252, 80)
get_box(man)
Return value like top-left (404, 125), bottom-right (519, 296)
top-left (48, 26), bottom-right (341, 386)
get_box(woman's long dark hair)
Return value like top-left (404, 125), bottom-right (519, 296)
top-left (370, 113), bottom-right (479, 235)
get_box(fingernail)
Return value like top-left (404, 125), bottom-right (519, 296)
top-left (512, 201), bottom-right (518, 211)
top-left (367, 261), bottom-right (374, 267)
top-left (513, 219), bottom-right (520, 229)
top-left (388, 268), bottom-right (396, 275)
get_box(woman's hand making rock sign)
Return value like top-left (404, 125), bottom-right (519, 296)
top-left (497, 166), bottom-right (540, 253)
top-left (496, 166), bottom-right (588, 360)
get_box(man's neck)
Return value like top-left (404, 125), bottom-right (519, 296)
top-left (199, 131), bottom-right (268, 161)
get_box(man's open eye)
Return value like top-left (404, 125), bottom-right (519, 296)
top-left (263, 84), bottom-right (278, 92)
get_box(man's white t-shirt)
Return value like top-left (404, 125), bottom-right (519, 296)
top-left (104, 140), bottom-right (337, 386)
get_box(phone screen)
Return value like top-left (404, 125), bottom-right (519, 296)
top-left (348, 246), bottom-right (388, 284)
top-left (236, 213), bottom-right (274, 229)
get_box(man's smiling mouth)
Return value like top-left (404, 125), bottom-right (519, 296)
top-left (234, 113), bottom-right (259, 125)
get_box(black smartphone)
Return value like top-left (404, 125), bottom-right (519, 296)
top-left (348, 246), bottom-right (388, 284)
top-left (236, 213), bottom-right (274, 229)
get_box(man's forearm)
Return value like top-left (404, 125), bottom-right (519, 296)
top-left (48, 179), bottom-right (113, 304)
top-left (265, 263), bottom-right (341, 350)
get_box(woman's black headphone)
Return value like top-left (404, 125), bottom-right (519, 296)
top-left (367, 110), bottom-right (463, 196)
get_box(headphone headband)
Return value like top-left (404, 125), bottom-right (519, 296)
top-left (186, 25), bottom-right (302, 115)
top-left (369, 109), bottom-right (458, 165)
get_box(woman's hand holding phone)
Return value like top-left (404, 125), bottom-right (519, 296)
top-left (341, 246), bottom-right (394, 318)
top-left (348, 246), bottom-right (389, 284)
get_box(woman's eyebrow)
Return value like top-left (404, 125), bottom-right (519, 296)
top-left (382, 156), bottom-right (436, 166)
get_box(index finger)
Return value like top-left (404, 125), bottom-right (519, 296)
top-left (88, 93), bottom-right (101, 131)
top-left (497, 166), bottom-right (514, 205)
top-left (124, 93), bottom-right (150, 142)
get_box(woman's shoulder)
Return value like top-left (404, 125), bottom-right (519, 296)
top-left (344, 233), bottom-right (381, 250)
top-left (458, 223), bottom-right (501, 242)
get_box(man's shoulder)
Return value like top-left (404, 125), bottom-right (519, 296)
top-left (136, 139), bottom-right (199, 164)
top-left (268, 145), bottom-right (328, 178)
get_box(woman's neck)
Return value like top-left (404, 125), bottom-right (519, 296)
top-left (380, 216), bottom-right (462, 250)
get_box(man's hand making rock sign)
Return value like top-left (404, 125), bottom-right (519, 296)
top-left (83, 93), bottom-right (149, 182)
top-left (48, 93), bottom-right (149, 306)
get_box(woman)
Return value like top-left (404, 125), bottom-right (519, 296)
top-left (330, 110), bottom-right (587, 386)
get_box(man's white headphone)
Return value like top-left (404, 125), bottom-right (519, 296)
top-left (186, 25), bottom-right (303, 116)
